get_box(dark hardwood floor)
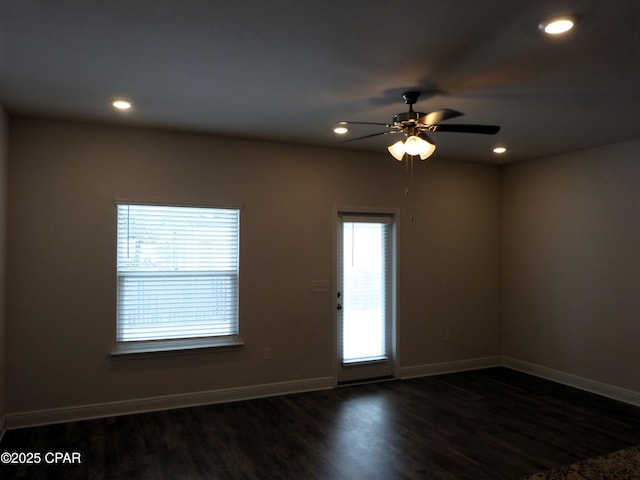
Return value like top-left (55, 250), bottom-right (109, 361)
top-left (3, 367), bottom-right (640, 479)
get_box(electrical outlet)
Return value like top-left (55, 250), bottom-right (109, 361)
top-left (264, 347), bottom-right (272, 360)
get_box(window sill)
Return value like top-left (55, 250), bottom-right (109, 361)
top-left (111, 336), bottom-right (244, 358)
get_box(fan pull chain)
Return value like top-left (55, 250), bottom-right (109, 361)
top-left (405, 155), bottom-right (416, 223)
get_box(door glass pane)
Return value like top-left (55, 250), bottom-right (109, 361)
top-left (342, 221), bottom-right (388, 363)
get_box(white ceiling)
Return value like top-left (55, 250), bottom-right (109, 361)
top-left (1, 0), bottom-right (639, 163)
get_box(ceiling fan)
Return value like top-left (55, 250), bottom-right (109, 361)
top-left (335, 91), bottom-right (500, 160)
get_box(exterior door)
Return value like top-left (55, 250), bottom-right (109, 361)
top-left (337, 213), bottom-right (396, 384)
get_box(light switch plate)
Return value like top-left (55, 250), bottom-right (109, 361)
top-left (311, 280), bottom-right (329, 293)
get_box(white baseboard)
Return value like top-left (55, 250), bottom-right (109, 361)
top-left (7, 358), bottom-right (640, 430)
top-left (503, 357), bottom-right (640, 407)
top-left (6, 376), bottom-right (334, 430)
top-left (399, 356), bottom-right (502, 379)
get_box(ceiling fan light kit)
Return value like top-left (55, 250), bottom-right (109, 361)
top-left (388, 136), bottom-right (436, 161)
top-left (336, 90), bottom-right (500, 162)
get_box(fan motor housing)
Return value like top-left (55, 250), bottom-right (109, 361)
top-left (393, 111), bottom-right (425, 126)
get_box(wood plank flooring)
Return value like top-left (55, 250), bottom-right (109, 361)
top-left (2, 367), bottom-right (640, 479)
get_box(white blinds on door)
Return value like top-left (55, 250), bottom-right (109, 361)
top-left (340, 215), bottom-right (392, 363)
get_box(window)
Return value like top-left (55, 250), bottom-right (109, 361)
top-left (116, 204), bottom-right (240, 348)
top-left (340, 218), bottom-right (391, 363)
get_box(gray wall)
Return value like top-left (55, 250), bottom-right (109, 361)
top-left (5, 113), bottom-right (640, 419)
top-left (502, 138), bottom-right (640, 392)
top-left (6, 117), bottom-right (501, 413)
top-left (0, 108), bottom-right (7, 430)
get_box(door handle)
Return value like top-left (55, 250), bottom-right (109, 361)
top-left (337, 304), bottom-right (342, 311)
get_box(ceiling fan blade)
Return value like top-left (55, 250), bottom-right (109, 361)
top-left (337, 121), bottom-right (391, 127)
top-left (341, 130), bottom-right (401, 144)
top-left (418, 109), bottom-right (463, 125)
top-left (432, 124), bottom-right (500, 134)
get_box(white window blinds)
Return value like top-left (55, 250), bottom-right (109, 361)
top-left (339, 215), bottom-right (392, 363)
top-left (116, 204), bottom-right (240, 342)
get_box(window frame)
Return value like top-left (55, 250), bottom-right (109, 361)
top-left (111, 200), bottom-right (244, 357)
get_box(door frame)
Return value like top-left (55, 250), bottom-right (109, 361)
top-left (331, 206), bottom-right (400, 386)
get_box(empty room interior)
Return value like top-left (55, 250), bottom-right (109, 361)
top-left (1, 1), bottom-right (640, 479)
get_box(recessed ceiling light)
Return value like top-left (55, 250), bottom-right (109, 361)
top-left (539, 15), bottom-right (578, 35)
top-left (333, 126), bottom-right (349, 135)
top-left (493, 147), bottom-right (507, 154)
top-left (112, 100), bottom-right (132, 110)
